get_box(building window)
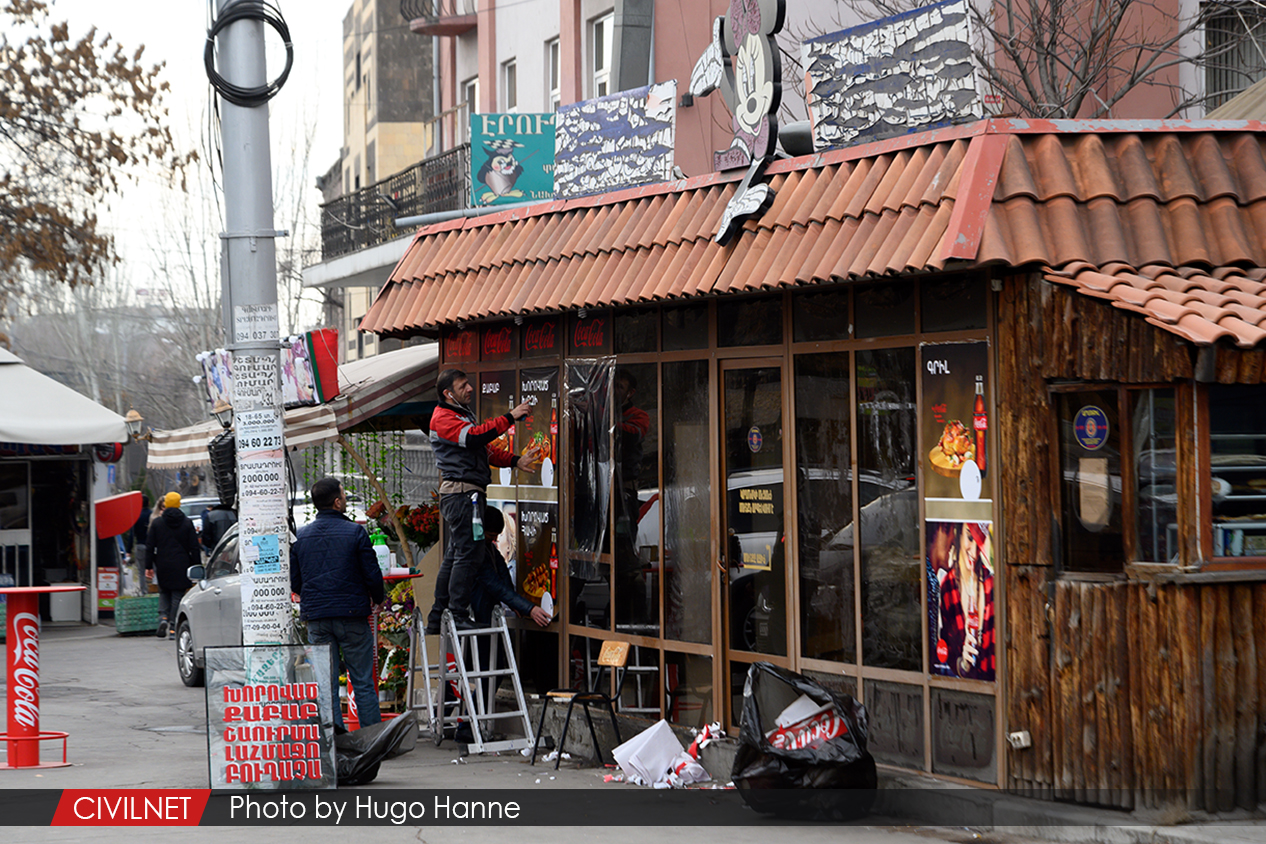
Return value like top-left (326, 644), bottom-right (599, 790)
top-left (462, 77), bottom-right (479, 142)
top-left (547, 38), bottom-right (561, 111)
top-left (592, 12), bottom-right (613, 97)
top-left (503, 59), bottom-right (518, 113)
top-left (1056, 389), bottom-right (1123, 573)
top-left (1208, 385), bottom-right (1266, 558)
top-left (355, 50), bottom-right (362, 90)
top-left (1205, 4), bottom-right (1266, 109)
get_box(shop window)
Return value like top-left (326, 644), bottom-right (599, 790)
top-left (619, 645), bottom-right (661, 716)
top-left (856, 281), bottom-right (915, 338)
top-left (1209, 385), bottom-right (1266, 558)
top-left (921, 276), bottom-right (988, 333)
top-left (613, 363), bottom-right (659, 634)
top-left (665, 652), bottom-right (713, 729)
top-left (794, 352), bottom-right (855, 663)
top-left (1057, 390), bottom-right (1123, 573)
top-left (663, 304), bottom-right (708, 351)
top-left (1133, 388), bottom-right (1177, 563)
top-left (663, 360), bottom-right (712, 644)
top-left (793, 288), bottom-right (850, 342)
top-left (718, 295), bottom-right (783, 347)
top-left (614, 308), bottom-right (658, 353)
top-left (856, 348), bottom-right (920, 670)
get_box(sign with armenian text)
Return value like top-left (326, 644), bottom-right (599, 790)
top-left (469, 113), bottom-right (556, 206)
top-left (206, 645), bottom-right (337, 790)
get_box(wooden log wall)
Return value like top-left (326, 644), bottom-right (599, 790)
top-left (994, 275), bottom-right (1266, 810)
top-left (1044, 580), bottom-right (1266, 812)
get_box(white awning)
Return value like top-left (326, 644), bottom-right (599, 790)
top-left (146, 405), bottom-right (339, 469)
top-left (0, 348), bottom-right (130, 445)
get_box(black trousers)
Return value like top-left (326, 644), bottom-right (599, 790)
top-left (428, 490), bottom-right (484, 627)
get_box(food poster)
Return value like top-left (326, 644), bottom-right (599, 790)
top-left (927, 520), bottom-right (996, 681)
top-left (516, 367), bottom-right (560, 488)
top-left (921, 341), bottom-right (993, 523)
top-left (480, 370), bottom-right (516, 489)
top-left (517, 500), bottom-right (559, 610)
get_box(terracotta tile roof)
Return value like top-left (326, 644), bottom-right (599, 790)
top-left (361, 118), bottom-right (1266, 348)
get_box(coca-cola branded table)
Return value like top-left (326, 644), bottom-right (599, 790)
top-left (1, 585), bottom-right (84, 769)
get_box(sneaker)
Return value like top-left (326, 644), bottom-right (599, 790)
top-left (156, 620), bottom-right (169, 639)
top-left (453, 614), bottom-right (479, 631)
top-left (168, 630), bottom-right (176, 640)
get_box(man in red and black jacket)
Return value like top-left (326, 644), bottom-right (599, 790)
top-left (426, 368), bottom-right (542, 631)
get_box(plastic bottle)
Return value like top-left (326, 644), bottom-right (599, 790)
top-left (371, 529), bottom-right (391, 574)
top-left (471, 492), bottom-right (484, 541)
top-left (973, 375), bottom-right (988, 476)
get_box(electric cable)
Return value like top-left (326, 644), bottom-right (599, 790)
top-left (204, 0), bottom-right (294, 108)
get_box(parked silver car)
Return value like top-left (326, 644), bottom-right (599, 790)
top-left (175, 525), bottom-right (242, 686)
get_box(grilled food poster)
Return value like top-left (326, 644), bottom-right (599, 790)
top-left (517, 501), bottom-right (559, 608)
top-left (921, 342), bottom-right (991, 505)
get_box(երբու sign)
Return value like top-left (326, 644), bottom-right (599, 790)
top-left (469, 113), bottom-right (556, 207)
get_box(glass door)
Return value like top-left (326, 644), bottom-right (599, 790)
top-left (720, 361), bottom-right (789, 724)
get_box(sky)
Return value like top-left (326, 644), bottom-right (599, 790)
top-left (43, 0), bottom-right (352, 308)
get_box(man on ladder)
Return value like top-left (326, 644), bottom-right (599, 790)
top-left (426, 368), bottom-right (543, 632)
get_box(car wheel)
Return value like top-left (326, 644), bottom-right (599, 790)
top-left (177, 619), bottom-right (204, 687)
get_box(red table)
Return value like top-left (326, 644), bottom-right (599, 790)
top-left (1, 585), bottom-right (85, 769)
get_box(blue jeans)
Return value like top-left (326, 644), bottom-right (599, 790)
top-left (307, 617), bottom-right (381, 730)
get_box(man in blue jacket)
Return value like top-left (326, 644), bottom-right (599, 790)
top-left (291, 477), bottom-right (385, 732)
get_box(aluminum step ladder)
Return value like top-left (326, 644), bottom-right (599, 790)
top-left (406, 605), bottom-right (535, 755)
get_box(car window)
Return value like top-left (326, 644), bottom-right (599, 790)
top-left (206, 540), bottom-right (240, 579)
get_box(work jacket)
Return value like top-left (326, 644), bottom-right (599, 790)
top-left (429, 400), bottom-right (518, 490)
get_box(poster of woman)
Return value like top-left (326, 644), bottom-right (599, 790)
top-left (927, 520), bottom-right (995, 681)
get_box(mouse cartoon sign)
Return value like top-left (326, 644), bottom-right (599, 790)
top-left (469, 113), bottom-right (556, 206)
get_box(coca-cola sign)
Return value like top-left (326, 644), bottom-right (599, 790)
top-left (10, 611), bottom-right (39, 729)
top-left (481, 324), bottom-right (515, 359)
top-left (571, 316), bottom-right (609, 353)
top-left (522, 319), bottom-right (558, 356)
top-left (443, 328), bottom-right (477, 362)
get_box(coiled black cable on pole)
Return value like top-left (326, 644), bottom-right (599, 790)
top-left (205, 0), bottom-right (294, 108)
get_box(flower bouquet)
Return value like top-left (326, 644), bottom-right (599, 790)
top-left (374, 491), bottom-right (441, 552)
top-left (375, 579), bottom-right (416, 704)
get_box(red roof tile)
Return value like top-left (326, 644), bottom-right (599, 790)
top-left (359, 119), bottom-right (1266, 348)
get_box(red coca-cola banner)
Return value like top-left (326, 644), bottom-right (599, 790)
top-left (521, 317), bottom-right (560, 358)
top-left (9, 610), bottom-right (40, 731)
top-left (481, 323), bottom-right (516, 361)
top-left (569, 312), bottom-right (611, 355)
top-left (442, 327), bottom-right (478, 363)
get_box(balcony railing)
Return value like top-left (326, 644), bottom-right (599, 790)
top-left (319, 144), bottom-right (471, 262)
top-left (400, 0), bottom-right (477, 36)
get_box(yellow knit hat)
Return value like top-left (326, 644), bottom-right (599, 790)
top-left (163, 491), bottom-right (182, 509)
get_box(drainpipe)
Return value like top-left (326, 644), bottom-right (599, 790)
top-left (395, 199), bottom-right (538, 229)
top-left (433, 35), bottom-right (441, 154)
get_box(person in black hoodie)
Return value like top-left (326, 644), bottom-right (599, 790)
top-left (147, 491), bottom-right (201, 639)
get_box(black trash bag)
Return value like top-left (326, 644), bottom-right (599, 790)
top-left (334, 712), bottom-right (419, 786)
top-left (731, 662), bottom-right (877, 820)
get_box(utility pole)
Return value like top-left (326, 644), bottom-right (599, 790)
top-left (212, 0), bottom-right (291, 649)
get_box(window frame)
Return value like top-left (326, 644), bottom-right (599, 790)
top-left (591, 12), bottom-right (614, 98)
top-left (502, 58), bottom-right (518, 113)
top-left (546, 38), bottom-right (561, 111)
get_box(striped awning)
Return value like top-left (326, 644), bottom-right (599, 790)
top-left (146, 405), bottom-right (339, 469)
top-left (330, 343), bottom-right (438, 431)
top-left (145, 344), bottom-right (438, 469)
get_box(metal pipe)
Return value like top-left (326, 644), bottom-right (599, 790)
top-left (394, 199), bottom-right (538, 229)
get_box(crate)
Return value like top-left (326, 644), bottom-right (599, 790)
top-left (114, 595), bottom-right (160, 634)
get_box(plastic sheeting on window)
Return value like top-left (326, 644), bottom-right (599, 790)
top-left (566, 357), bottom-right (614, 577)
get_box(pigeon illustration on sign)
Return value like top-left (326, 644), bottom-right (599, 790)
top-left (689, 0), bottom-right (785, 245)
top-left (476, 138), bottom-right (529, 205)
